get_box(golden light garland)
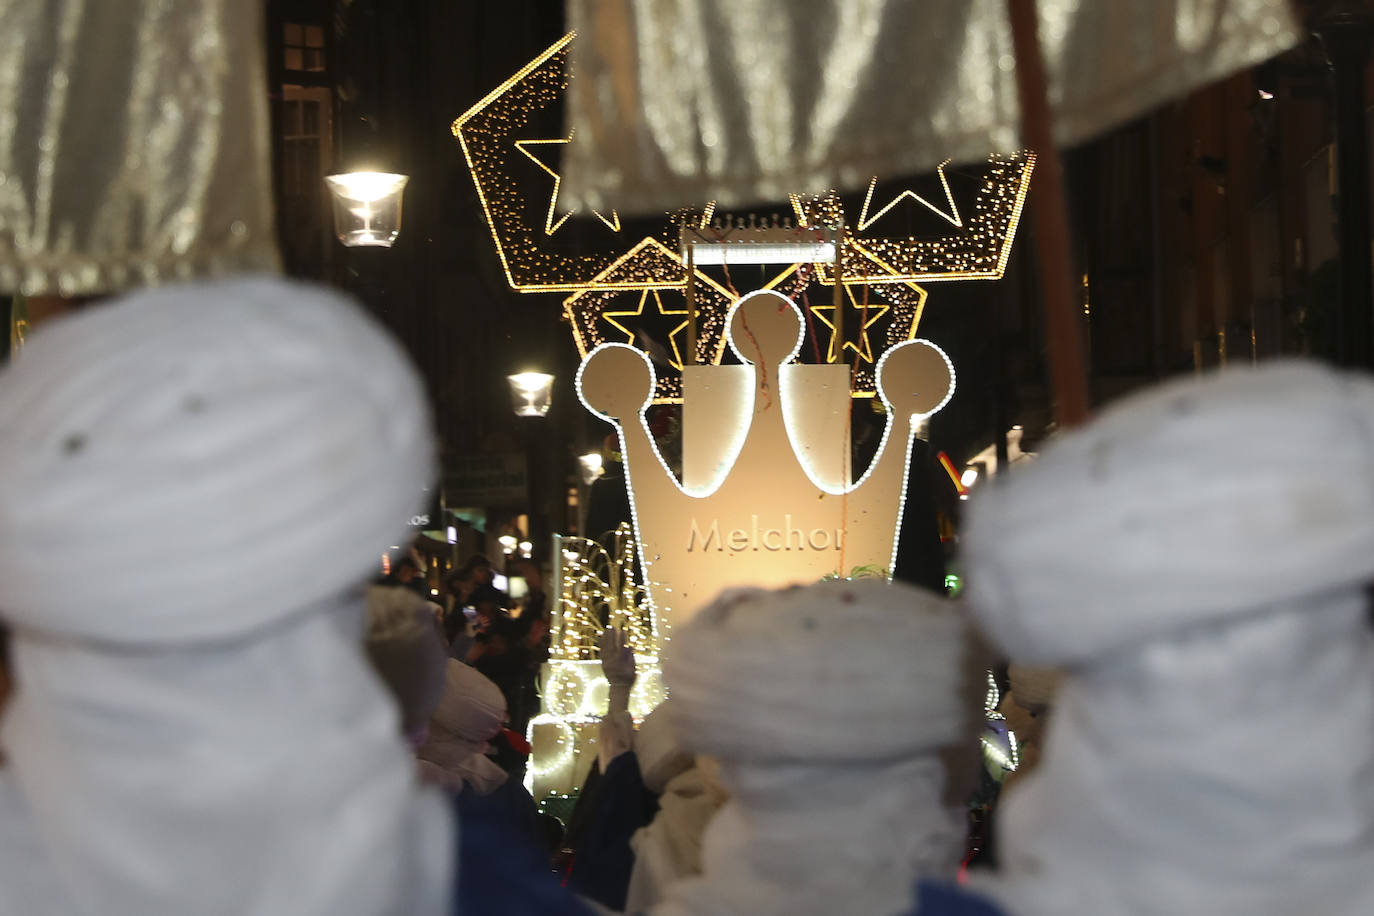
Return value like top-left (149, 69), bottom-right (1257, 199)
top-left (452, 32), bottom-right (1032, 399)
top-left (563, 238), bottom-right (736, 402)
top-left (793, 153), bottom-right (1036, 284)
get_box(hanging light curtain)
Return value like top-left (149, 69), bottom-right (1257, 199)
top-left (0, 0), bottom-right (280, 296)
top-left (560, 0), bottom-right (1300, 214)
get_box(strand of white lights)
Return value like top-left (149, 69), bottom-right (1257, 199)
top-left (981, 730), bottom-right (1020, 773)
top-left (878, 339), bottom-right (956, 578)
top-left (528, 715), bottom-right (577, 779)
top-left (985, 670), bottom-right (1001, 714)
top-left (552, 528), bottom-right (658, 660)
top-left (773, 310), bottom-right (953, 500)
top-left (576, 344), bottom-right (670, 626)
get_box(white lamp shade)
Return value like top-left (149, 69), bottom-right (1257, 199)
top-left (325, 172), bottom-right (409, 247)
top-left (507, 371), bottom-right (554, 417)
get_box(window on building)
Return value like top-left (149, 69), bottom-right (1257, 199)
top-left (284, 23), bottom-right (325, 73)
top-left (280, 84), bottom-right (333, 277)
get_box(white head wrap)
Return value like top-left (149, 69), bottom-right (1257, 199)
top-left (963, 360), bottom-right (1374, 916)
top-left (654, 578), bottom-right (980, 916)
top-left (364, 586), bottom-right (450, 745)
top-left (417, 660), bottom-right (509, 795)
top-left (634, 701), bottom-right (692, 795)
top-left (0, 277), bottom-right (451, 916)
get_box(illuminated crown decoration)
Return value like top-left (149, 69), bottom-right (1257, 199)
top-left (451, 32), bottom-right (1033, 401)
top-left (577, 289), bottom-right (954, 627)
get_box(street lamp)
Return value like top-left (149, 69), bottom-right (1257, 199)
top-left (324, 171), bottom-right (409, 247)
top-left (507, 371), bottom-right (554, 417)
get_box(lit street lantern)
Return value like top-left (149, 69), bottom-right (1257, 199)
top-left (324, 171), bottom-right (409, 247)
top-left (507, 371), bottom-right (554, 417)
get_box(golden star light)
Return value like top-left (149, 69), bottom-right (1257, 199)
top-left (514, 133), bottom-right (621, 235)
top-left (453, 32), bottom-right (1032, 399)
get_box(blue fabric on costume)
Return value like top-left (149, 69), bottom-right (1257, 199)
top-left (454, 780), bottom-right (593, 915)
top-left (910, 879), bottom-right (1010, 915)
top-left (565, 750), bottom-right (660, 911)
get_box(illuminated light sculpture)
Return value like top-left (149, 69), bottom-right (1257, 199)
top-left (792, 152), bottom-right (1035, 285)
top-left (527, 524), bottom-right (666, 797)
top-left (451, 32), bottom-right (1032, 402)
top-left (324, 171), bottom-right (409, 247)
top-left (562, 238), bottom-right (736, 402)
top-left (507, 371), bottom-right (554, 417)
top-left (577, 289), bottom-right (954, 629)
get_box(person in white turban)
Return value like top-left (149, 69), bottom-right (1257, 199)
top-left (650, 578), bottom-right (984, 916)
top-left (364, 584), bottom-right (451, 750)
top-left (621, 715), bottom-right (727, 913)
top-left (926, 360), bottom-right (1374, 916)
top-left (418, 660), bottom-right (512, 796)
top-left (0, 277), bottom-right (451, 915)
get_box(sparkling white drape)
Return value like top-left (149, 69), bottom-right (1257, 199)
top-left (561, 0), bottom-right (1300, 213)
top-left (0, 0), bottom-right (279, 295)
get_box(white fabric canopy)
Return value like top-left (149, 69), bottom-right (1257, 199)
top-left (561, 0), bottom-right (1299, 213)
top-left (0, 277), bottom-right (451, 915)
top-left (0, 0), bottom-right (279, 295)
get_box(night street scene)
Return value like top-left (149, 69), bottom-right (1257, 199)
top-left (3, 2), bottom-right (1374, 915)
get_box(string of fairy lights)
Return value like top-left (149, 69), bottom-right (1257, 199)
top-left (526, 524), bottom-right (667, 794)
top-left (562, 239), bottom-right (736, 402)
top-left (451, 32), bottom-right (1034, 404)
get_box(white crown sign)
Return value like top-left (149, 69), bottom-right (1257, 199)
top-left (577, 289), bottom-right (954, 630)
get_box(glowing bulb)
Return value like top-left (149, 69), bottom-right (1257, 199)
top-left (961, 468), bottom-right (979, 487)
top-left (507, 372), bottom-right (555, 416)
top-left (324, 172), bottom-right (408, 247)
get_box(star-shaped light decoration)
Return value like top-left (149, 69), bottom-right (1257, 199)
top-left (453, 32), bottom-right (1031, 399)
top-left (514, 133), bottom-right (621, 235)
top-left (754, 263), bottom-right (929, 396)
top-left (810, 287), bottom-right (892, 365)
top-left (856, 159), bottom-right (962, 231)
top-left (564, 238), bottom-right (735, 402)
top-left (602, 290), bottom-right (691, 367)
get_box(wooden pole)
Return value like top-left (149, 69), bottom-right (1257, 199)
top-left (1006, 0), bottom-right (1091, 427)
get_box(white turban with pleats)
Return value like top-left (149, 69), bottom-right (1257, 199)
top-left (417, 660), bottom-right (510, 795)
top-left (963, 360), bottom-right (1374, 916)
top-left (0, 277), bottom-right (452, 915)
top-left (654, 578), bottom-right (981, 916)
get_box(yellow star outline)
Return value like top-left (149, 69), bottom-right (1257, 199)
top-left (809, 286), bottom-right (892, 365)
top-left (601, 289), bottom-right (692, 370)
top-left (513, 132), bottom-right (622, 235)
top-left (857, 159), bottom-right (962, 232)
